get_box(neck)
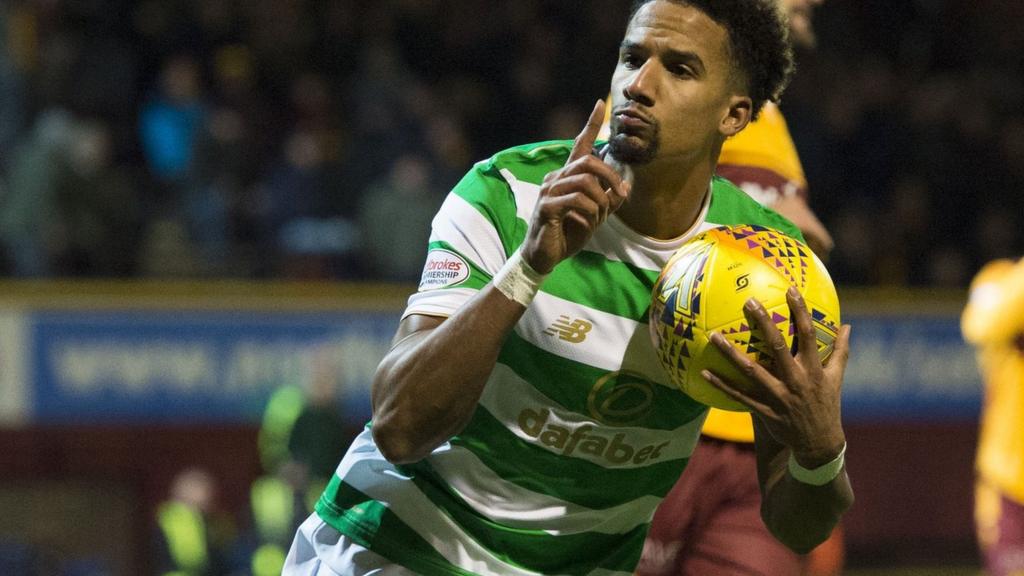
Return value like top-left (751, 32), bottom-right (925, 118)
top-left (608, 149), bottom-right (719, 240)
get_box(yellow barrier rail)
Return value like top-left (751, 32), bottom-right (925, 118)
top-left (0, 280), bottom-right (416, 312)
top-left (0, 280), bottom-right (967, 316)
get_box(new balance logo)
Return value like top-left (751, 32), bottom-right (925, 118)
top-left (544, 315), bottom-right (592, 343)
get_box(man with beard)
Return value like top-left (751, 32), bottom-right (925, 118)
top-left (637, 1), bottom-right (846, 574)
top-left (283, 1), bottom-right (853, 574)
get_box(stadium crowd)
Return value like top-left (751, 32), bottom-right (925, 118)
top-left (0, 0), bottom-right (1021, 286)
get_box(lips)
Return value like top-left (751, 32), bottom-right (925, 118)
top-left (614, 108), bottom-right (652, 129)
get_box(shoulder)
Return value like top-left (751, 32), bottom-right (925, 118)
top-left (471, 140), bottom-right (575, 185)
top-left (718, 102), bottom-right (807, 193)
top-left (962, 258), bottom-right (1024, 344)
top-left (707, 176), bottom-right (805, 243)
top-left (449, 140), bottom-right (573, 214)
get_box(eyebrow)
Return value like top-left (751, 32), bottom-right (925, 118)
top-left (620, 41), bottom-right (707, 76)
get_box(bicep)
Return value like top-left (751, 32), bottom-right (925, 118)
top-left (390, 313), bottom-right (448, 348)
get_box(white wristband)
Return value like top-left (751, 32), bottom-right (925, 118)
top-left (493, 249), bottom-right (547, 308)
top-left (788, 443), bottom-right (846, 486)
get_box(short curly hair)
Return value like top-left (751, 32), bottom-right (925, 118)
top-left (628, 0), bottom-right (794, 120)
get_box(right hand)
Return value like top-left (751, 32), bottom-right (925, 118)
top-left (521, 100), bottom-right (631, 274)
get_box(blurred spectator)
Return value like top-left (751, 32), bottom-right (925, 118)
top-left (50, 120), bottom-right (140, 276)
top-left (234, 461), bottom-right (309, 576)
top-left (358, 152), bottom-right (443, 282)
top-left (255, 127), bottom-right (357, 279)
top-left (0, 3), bottom-right (28, 172)
top-left (286, 351), bottom-right (350, 484)
top-left (962, 257), bottom-right (1024, 576)
top-left (0, 109), bottom-right (75, 277)
top-left (0, 0), bottom-right (1018, 285)
top-left (242, 349), bottom-right (350, 575)
top-left (139, 54), bottom-right (208, 193)
top-left (154, 468), bottom-right (234, 576)
top-left (136, 217), bottom-right (201, 278)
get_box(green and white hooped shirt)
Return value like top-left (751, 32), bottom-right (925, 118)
top-left (315, 141), bottom-right (802, 575)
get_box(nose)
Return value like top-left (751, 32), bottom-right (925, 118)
top-left (623, 60), bottom-right (656, 107)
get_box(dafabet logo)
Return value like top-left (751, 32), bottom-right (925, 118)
top-left (514, 370), bottom-right (667, 467)
top-left (587, 370), bottom-right (655, 425)
top-left (517, 407), bottom-right (670, 466)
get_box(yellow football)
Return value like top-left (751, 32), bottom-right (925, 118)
top-left (649, 224), bottom-right (841, 411)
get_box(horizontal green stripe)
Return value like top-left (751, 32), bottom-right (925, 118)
top-left (542, 250), bottom-right (661, 322)
top-left (450, 163), bottom-right (528, 258)
top-left (499, 331), bottom-right (707, 431)
top-left (318, 478), bottom-right (478, 576)
top-left (485, 140), bottom-right (575, 184)
top-left (408, 461), bottom-right (647, 575)
top-left (426, 240), bottom-right (492, 290)
top-left (453, 408), bottom-right (688, 508)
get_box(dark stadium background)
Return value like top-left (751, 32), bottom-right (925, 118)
top-left (0, 0), bottom-right (1019, 574)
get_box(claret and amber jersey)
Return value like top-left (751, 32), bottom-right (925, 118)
top-left (963, 258), bottom-right (1024, 504)
top-left (716, 102), bottom-right (808, 205)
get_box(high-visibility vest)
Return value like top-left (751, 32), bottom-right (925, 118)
top-left (258, 385), bottom-right (305, 472)
top-left (157, 501), bottom-right (208, 576)
top-left (251, 543), bottom-right (287, 576)
top-left (250, 475), bottom-right (296, 545)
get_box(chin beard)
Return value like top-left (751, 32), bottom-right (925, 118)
top-left (608, 133), bottom-right (659, 164)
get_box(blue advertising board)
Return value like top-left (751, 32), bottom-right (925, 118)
top-left (17, 306), bottom-right (983, 425)
top-left (30, 310), bottom-right (399, 424)
top-left (841, 314), bottom-right (982, 422)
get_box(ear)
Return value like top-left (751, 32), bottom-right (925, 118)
top-left (720, 95), bottom-right (753, 137)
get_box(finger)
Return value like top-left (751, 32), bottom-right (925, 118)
top-left (742, 298), bottom-right (798, 380)
top-left (823, 324), bottom-right (852, 388)
top-left (700, 369), bottom-right (778, 419)
top-left (709, 331), bottom-right (787, 400)
top-left (543, 174), bottom-right (611, 223)
top-left (541, 192), bottom-right (602, 230)
top-left (567, 99), bottom-right (606, 163)
top-left (565, 210), bottom-right (593, 234)
top-left (786, 287), bottom-right (820, 368)
top-left (607, 180), bottom-right (631, 214)
top-left (563, 155), bottom-right (628, 208)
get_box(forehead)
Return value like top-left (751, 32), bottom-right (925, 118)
top-left (624, 1), bottom-right (731, 63)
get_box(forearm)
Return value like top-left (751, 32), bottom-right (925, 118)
top-left (761, 451), bottom-right (854, 553)
top-left (371, 285), bottom-right (526, 463)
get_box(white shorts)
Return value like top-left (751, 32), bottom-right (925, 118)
top-left (283, 513), bottom-right (420, 576)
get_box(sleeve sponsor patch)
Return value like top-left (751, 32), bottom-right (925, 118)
top-left (419, 249), bottom-right (472, 291)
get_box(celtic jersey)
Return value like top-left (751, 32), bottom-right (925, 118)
top-left (315, 140), bottom-right (802, 575)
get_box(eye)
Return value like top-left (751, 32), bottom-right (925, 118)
top-left (670, 65), bottom-right (694, 78)
top-left (621, 52), bottom-right (643, 69)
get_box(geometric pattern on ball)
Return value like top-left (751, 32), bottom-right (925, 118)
top-left (650, 224), bottom-right (841, 412)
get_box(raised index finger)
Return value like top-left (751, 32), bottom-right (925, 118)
top-left (568, 99), bottom-right (606, 163)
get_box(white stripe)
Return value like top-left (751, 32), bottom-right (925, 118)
top-left (403, 288), bottom-right (476, 320)
top-left (480, 363), bottom-right (705, 468)
top-left (338, 431), bottom-right (549, 576)
top-left (516, 290), bottom-right (674, 389)
top-left (498, 168), bottom-right (542, 224)
top-left (429, 444), bottom-right (662, 535)
top-left (583, 182), bottom-right (721, 271)
top-left (430, 193), bottom-right (507, 276)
